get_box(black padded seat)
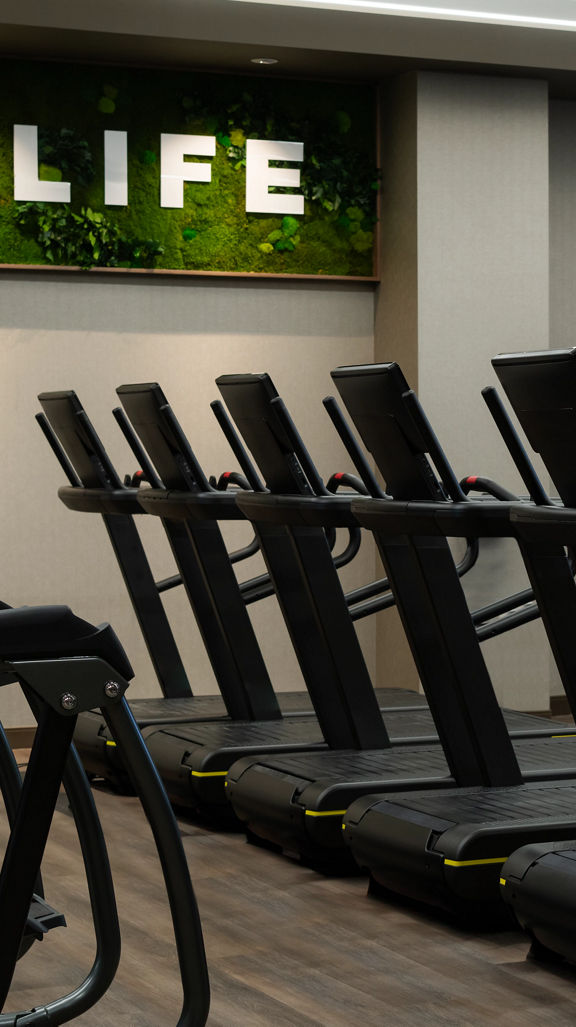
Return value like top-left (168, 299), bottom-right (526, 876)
top-left (0, 606), bottom-right (134, 681)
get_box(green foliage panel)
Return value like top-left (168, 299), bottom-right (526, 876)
top-left (0, 60), bottom-right (379, 277)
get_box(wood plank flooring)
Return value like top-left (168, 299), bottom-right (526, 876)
top-left (5, 754), bottom-right (576, 1026)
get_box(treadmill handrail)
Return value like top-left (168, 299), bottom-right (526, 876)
top-left (159, 403), bottom-right (212, 492)
top-left (460, 475), bottom-right (519, 502)
top-left (210, 400), bottom-right (265, 492)
top-left (113, 405), bottom-right (164, 489)
top-left (38, 394), bottom-right (193, 701)
top-left (322, 395), bottom-right (385, 499)
top-left (269, 395), bottom-right (329, 496)
top-left (76, 410), bottom-right (124, 490)
top-left (482, 386), bottom-right (552, 506)
top-left (402, 390), bottom-right (467, 502)
top-left (476, 600), bottom-right (540, 641)
top-left (35, 412), bottom-right (82, 487)
top-left (471, 585), bottom-right (535, 626)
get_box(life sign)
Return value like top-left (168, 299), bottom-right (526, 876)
top-left (0, 60), bottom-right (377, 277)
top-left (13, 126), bottom-right (305, 216)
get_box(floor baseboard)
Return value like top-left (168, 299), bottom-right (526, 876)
top-left (550, 695), bottom-right (572, 718)
top-left (5, 726), bottom-right (36, 749)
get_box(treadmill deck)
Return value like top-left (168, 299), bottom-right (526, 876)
top-left (343, 780), bottom-right (576, 920)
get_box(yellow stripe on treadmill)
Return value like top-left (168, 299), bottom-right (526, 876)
top-left (105, 740), bottom-right (117, 747)
top-left (190, 769), bottom-right (228, 778)
top-left (304, 809), bottom-right (347, 818)
top-left (552, 733), bottom-right (576, 738)
top-left (444, 856), bottom-right (507, 867)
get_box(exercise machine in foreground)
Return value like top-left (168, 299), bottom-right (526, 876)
top-left (0, 604), bottom-right (209, 1026)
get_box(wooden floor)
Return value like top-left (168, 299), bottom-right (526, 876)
top-left (5, 755), bottom-right (576, 1026)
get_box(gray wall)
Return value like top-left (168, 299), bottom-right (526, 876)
top-left (0, 273), bottom-right (376, 726)
top-left (376, 72), bottom-right (553, 709)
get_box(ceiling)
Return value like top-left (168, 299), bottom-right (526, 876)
top-left (2, 0), bottom-right (576, 96)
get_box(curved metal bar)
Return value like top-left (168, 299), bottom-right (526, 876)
top-left (326, 472), bottom-right (369, 496)
top-left (0, 744), bottom-right (122, 1026)
top-left (228, 536), bottom-right (260, 565)
top-left (457, 538), bottom-right (479, 578)
top-left (104, 699), bottom-right (210, 1027)
top-left (332, 528), bottom-right (361, 569)
top-left (460, 475), bottom-right (519, 502)
top-left (0, 707), bottom-right (75, 1011)
top-left (213, 471), bottom-right (250, 491)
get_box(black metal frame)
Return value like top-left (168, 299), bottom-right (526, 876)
top-left (332, 363), bottom-right (525, 786)
top-left (333, 361), bottom-right (576, 772)
top-left (0, 629), bottom-right (209, 1026)
top-left (115, 384), bottom-right (282, 722)
top-left (37, 403), bottom-right (190, 701)
top-left (216, 372), bottom-right (390, 751)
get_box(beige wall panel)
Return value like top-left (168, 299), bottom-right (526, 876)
top-left (0, 274), bottom-right (376, 725)
top-left (417, 73), bottom-right (550, 709)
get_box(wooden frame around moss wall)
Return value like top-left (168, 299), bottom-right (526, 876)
top-left (0, 58), bottom-right (380, 282)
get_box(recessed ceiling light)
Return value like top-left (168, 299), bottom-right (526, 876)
top-left (250, 57), bottom-right (280, 64)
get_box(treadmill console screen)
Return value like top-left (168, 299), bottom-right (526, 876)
top-left (116, 383), bottom-right (209, 492)
top-left (331, 363), bottom-right (445, 501)
top-left (493, 348), bottom-right (576, 507)
top-left (38, 390), bottom-right (121, 490)
top-left (216, 373), bottom-right (315, 495)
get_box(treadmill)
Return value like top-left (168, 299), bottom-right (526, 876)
top-left (112, 380), bottom-right (403, 817)
top-left (36, 389), bottom-right (290, 789)
top-left (490, 348), bottom-right (576, 962)
top-left (325, 360), bottom-right (576, 921)
top-left (38, 387), bottom-right (425, 813)
top-left (216, 373), bottom-right (575, 872)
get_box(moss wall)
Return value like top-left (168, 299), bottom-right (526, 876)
top-left (0, 60), bottom-right (378, 277)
